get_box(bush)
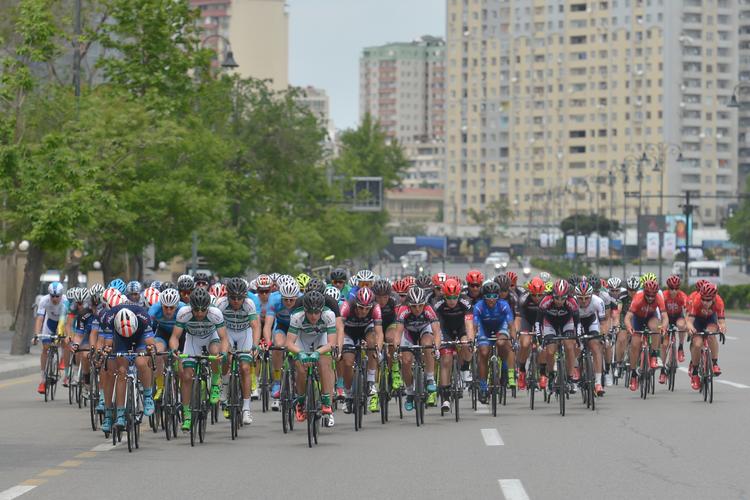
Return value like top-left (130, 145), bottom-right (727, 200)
top-left (531, 258), bottom-right (591, 279)
top-left (716, 284), bottom-right (750, 310)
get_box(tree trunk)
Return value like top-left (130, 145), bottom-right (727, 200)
top-left (135, 254), bottom-right (144, 283)
top-left (101, 243), bottom-right (113, 284)
top-left (10, 245), bottom-right (45, 355)
top-left (65, 260), bottom-right (80, 288)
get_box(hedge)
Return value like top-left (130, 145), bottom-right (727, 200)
top-left (717, 284), bottom-right (750, 310)
top-left (530, 258), bottom-right (591, 279)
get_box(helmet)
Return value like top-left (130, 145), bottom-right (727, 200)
top-left (482, 281), bottom-right (501, 296)
top-left (277, 274), bottom-right (296, 287)
top-left (48, 282), bottom-right (64, 296)
top-left (695, 279), bottom-right (708, 291)
top-left (109, 292), bottom-right (125, 308)
top-left (589, 275), bottom-right (601, 291)
top-left (302, 291), bottom-right (325, 312)
top-left (442, 278), bottom-right (462, 297)
top-left (177, 274), bottom-right (194, 291)
top-left (194, 272), bottom-right (211, 286)
top-left (189, 288), bottom-right (211, 310)
top-left (700, 282), bottom-right (717, 299)
top-left (528, 277), bottom-right (545, 295)
top-left (296, 273), bottom-right (311, 290)
top-left (466, 269), bottom-right (485, 285)
top-left (406, 287), bottom-right (427, 305)
top-left (641, 273), bottom-right (657, 286)
top-left (143, 287), bottom-right (160, 306)
top-left (108, 279), bottom-right (126, 293)
top-left (149, 280), bottom-right (162, 291)
top-left (279, 281), bottom-right (300, 299)
top-left (607, 277), bottom-right (622, 290)
top-left (160, 288), bottom-right (180, 307)
top-left (506, 271), bottom-right (518, 287)
top-left (330, 268), bottom-right (348, 282)
top-left (114, 308), bottom-right (138, 338)
top-left (323, 286), bottom-right (341, 302)
top-left (392, 279), bottom-right (410, 295)
top-left (73, 287), bottom-right (91, 303)
top-left (626, 276), bottom-right (641, 291)
top-left (125, 281), bottom-right (142, 295)
top-left (210, 283), bottom-right (226, 298)
top-left (552, 279), bottom-right (570, 298)
top-left (256, 274), bottom-right (272, 290)
top-left (431, 273), bottom-right (447, 287)
top-left (89, 283), bottom-right (105, 301)
top-left (306, 278), bottom-right (326, 294)
top-left (159, 281), bottom-right (175, 292)
top-left (268, 272), bottom-right (280, 283)
top-left (494, 274), bottom-right (511, 291)
top-left (568, 274), bottom-right (579, 287)
top-left (415, 274), bottom-right (432, 289)
top-left (226, 277), bottom-right (248, 297)
top-left (643, 280), bottom-right (659, 297)
top-left (102, 288), bottom-right (121, 307)
top-left (372, 279), bottom-right (392, 296)
top-left (666, 275), bottom-right (681, 290)
top-left (348, 276), bottom-right (358, 287)
top-left (66, 288), bottom-right (77, 301)
top-left (355, 269), bottom-right (375, 285)
top-left (545, 281), bottom-right (553, 293)
top-left (575, 281), bottom-right (593, 297)
top-left (402, 276), bottom-right (416, 287)
top-left (539, 272), bottom-right (551, 282)
top-left (356, 287), bottom-right (375, 307)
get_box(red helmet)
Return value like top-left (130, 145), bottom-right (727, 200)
top-left (210, 283), bottom-right (226, 298)
top-left (666, 275), bottom-right (681, 290)
top-left (552, 279), bottom-right (569, 298)
top-left (700, 282), bottom-right (717, 299)
top-left (441, 278), bottom-right (462, 297)
top-left (449, 275), bottom-right (462, 284)
top-left (143, 287), bottom-right (160, 307)
top-left (466, 269), bottom-right (485, 285)
top-left (528, 277), bottom-right (545, 295)
top-left (506, 271), bottom-right (518, 287)
top-left (695, 279), bottom-right (708, 292)
top-left (643, 280), bottom-right (659, 297)
top-left (392, 279), bottom-right (409, 295)
top-left (256, 274), bottom-right (272, 290)
top-left (431, 272), bottom-right (447, 287)
top-left (356, 287), bottom-right (374, 307)
top-left (402, 276), bottom-right (416, 287)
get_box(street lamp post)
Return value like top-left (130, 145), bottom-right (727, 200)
top-left (608, 168), bottom-right (616, 277)
top-left (200, 34), bottom-right (239, 70)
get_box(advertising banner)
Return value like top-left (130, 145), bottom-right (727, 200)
top-left (663, 232), bottom-right (677, 259)
top-left (576, 235), bottom-right (586, 255)
top-left (587, 236), bottom-right (598, 258)
top-left (599, 237), bottom-right (609, 259)
top-left (566, 235), bottom-right (575, 254)
top-left (646, 232), bottom-right (659, 260)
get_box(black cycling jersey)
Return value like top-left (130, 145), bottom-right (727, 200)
top-left (433, 295), bottom-right (473, 339)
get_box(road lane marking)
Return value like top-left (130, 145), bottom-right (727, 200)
top-left (37, 469), bottom-right (64, 477)
top-left (19, 481), bottom-right (44, 487)
top-left (0, 485), bottom-right (36, 500)
top-left (725, 336), bottom-right (738, 340)
top-left (91, 442), bottom-right (116, 452)
top-left (678, 367), bottom-right (750, 389)
top-left (498, 479), bottom-right (530, 500)
top-left (0, 375), bottom-right (37, 390)
top-left (58, 461), bottom-right (82, 468)
top-left (481, 428), bottom-right (504, 446)
top-left (75, 452), bottom-right (97, 458)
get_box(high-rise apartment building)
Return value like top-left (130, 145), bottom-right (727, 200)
top-left (446, 0), bottom-right (739, 229)
top-left (297, 86), bottom-right (332, 132)
top-left (738, 0), bottom-right (750, 192)
top-left (192, 0), bottom-right (288, 90)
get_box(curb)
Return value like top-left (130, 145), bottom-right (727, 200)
top-left (0, 364), bottom-right (38, 381)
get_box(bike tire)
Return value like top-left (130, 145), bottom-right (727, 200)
top-left (306, 372), bottom-right (315, 448)
top-left (490, 361), bottom-right (497, 417)
top-left (190, 376), bottom-right (200, 447)
top-left (126, 383), bottom-right (134, 453)
top-left (414, 363), bottom-right (423, 427)
top-left (357, 367), bottom-right (365, 428)
top-left (352, 364), bottom-right (361, 431)
top-left (397, 391), bottom-right (403, 420)
top-left (379, 359), bottom-right (388, 425)
top-left (557, 351), bottom-right (566, 417)
top-left (229, 372), bottom-right (238, 440)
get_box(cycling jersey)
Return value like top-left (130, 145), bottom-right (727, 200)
top-left (104, 304), bottom-right (154, 353)
top-left (397, 305), bottom-right (439, 345)
top-left (536, 295), bottom-right (579, 337)
top-left (577, 295), bottom-right (606, 334)
top-left (518, 292), bottom-right (543, 331)
top-left (73, 306), bottom-right (99, 346)
top-left (663, 289), bottom-right (688, 321)
top-left (288, 309), bottom-right (336, 351)
top-left (433, 296), bottom-right (473, 339)
top-left (215, 296), bottom-right (258, 355)
top-left (293, 294), bottom-right (340, 317)
top-left (36, 294), bottom-right (69, 338)
top-left (175, 305), bottom-right (224, 357)
top-left (473, 299), bottom-right (513, 342)
top-left (149, 301), bottom-right (187, 341)
top-left (340, 300), bottom-right (382, 342)
top-left (628, 291), bottom-right (665, 320)
top-left (597, 289), bottom-right (617, 310)
top-left (378, 293), bottom-right (401, 328)
top-left (688, 294), bottom-right (725, 320)
top-left (266, 293), bottom-right (299, 334)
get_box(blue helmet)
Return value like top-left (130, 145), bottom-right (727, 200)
top-left (125, 280), bottom-right (142, 295)
top-left (150, 280), bottom-right (162, 290)
top-left (48, 282), bottom-right (64, 296)
top-left (108, 278), bottom-right (126, 293)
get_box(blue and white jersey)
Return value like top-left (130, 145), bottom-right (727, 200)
top-left (473, 299), bottom-right (513, 337)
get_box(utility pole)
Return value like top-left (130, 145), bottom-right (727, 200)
top-left (73, 0), bottom-right (81, 113)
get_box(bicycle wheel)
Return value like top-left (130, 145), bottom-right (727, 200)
top-left (414, 363), bottom-right (423, 427)
top-left (306, 372), bottom-right (315, 448)
top-left (229, 371), bottom-right (238, 440)
top-left (356, 366), bottom-right (365, 429)
top-left (190, 375), bottom-right (201, 447)
top-left (89, 380), bottom-right (99, 431)
top-left (452, 359), bottom-right (461, 423)
top-left (126, 382), bottom-right (134, 453)
top-left (667, 342), bottom-right (677, 392)
top-left (639, 350), bottom-right (648, 400)
top-left (586, 353), bottom-right (595, 411)
top-left (352, 363), bottom-right (361, 431)
top-left (260, 357), bottom-right (270, 413)
top-left (490, 358), bottom-right (498, 417)
top-left (557, 350), bottom-right (566, 417)
top-left (379, 358), bottom-right (389, 425)
top-left (76, 365), bottom-right (84, 408)
top-left (134, 383), bottom-right (142, 449)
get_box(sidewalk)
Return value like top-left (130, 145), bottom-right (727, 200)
top-left (0, 331), bottom-right (41, 380)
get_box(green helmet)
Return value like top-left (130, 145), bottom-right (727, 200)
top-left (296, 273), bottom-right (311, 291)
top-left (640, 272), bottom-right (657, 285)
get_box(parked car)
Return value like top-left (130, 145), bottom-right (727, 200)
top-left (484, 251), bottom-right (510, 271)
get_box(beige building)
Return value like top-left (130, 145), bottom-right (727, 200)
top-left (296, 86), bottom-right (332, 131)
top-left (446, 0), bottom-right (738, 230)
top-left (193, 0), bottom-right (289, 90)
top-left (385, 188), bottom-right (444, 226)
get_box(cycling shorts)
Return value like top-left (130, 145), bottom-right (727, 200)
top-left (400, 324), bottom-right (433, 347)
top-left (667, 315), bottom-right (684, 326)
top-left (542, 319), bottom-right (574, 340)
top-left (692, 314), bottom-right (718, 333)
top-left (227, 328), bottom-right (254, 362)
top-left (113, 330), bottom-right (153, 353)
top-left (476, 329), bottom-right (509, 347)
top-left (183, 331), bottom-right (220, 357)
top-left (580, 315), bottom-right (600, 335)
top-left (630, 314), bottom-right (658, 333)
top-left (41, 318), bottom-right (60, 342)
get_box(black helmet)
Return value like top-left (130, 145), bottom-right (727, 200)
top-left (482, 281), bottom-right (501, 296)
top-left (306, 278), bottom-right (326, 294)
top-left (302, 291), bottom-right (325, 312)
top-left (568, 274), bottom-right (579, 287)
top-left (415, 274), bottom-right (432, 289)
top-left (372, 279), bottom-right (392, 296)
top-left (226, 277), bottom-right (248, 297)
top-left (494, 274), bottom-right (511, 291)
top-left (159, 281), bottom-right (175, 292)
top-left (330, 268), bottom-right (348, 281)
top-left (589, 274), bottom-right (601, 291)
top-left (189, 287), bottom-right (211, 310)
top-left (177, 274), bottom-right (194, 291)
top-left (406, 287), bottom-right (427, 305)
top-left (194, 272), bottom-right (211, 286)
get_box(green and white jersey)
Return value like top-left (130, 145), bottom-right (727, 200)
top-left (288, 309), bottom-right (336, 351)
top-left (215, 297), bottom-right (257, 333)
top-left (176, 305), bottom-right (224, 339)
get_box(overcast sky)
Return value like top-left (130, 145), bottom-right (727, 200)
top-left (288, 0), bottom-right (445, 130)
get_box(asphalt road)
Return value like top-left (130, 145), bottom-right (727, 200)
top-left (1, 318), bottom-right (749, 500)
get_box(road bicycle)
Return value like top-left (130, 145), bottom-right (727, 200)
top-left (179, 351), bottom-right (222, 447)
top-left (691, 330), bottom-right (726, 404)
top-left (108, 351), bottom-right (152, 453)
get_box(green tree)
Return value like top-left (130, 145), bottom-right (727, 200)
top-left (467, 200), bottom-right (514, 239)
top-left (560, 214), bottom-right (620, 236)
top-left (727, 177), bottom-right (750, 249)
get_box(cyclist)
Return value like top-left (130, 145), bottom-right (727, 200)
top-left (346, 269), bottom-right (376, 301)
top-left (393, 287), bottom-right (441, 411)
top-left (32, 282), bottom-right (68, 395)
top-left (575, 281), bottom-right (608, 396)
top-left (686, 282), bottom-right (726, 390)
top-left (465, 269), bottom-right (485, 305)
top-left (433, 278), bottom-right (474, 411)
top-left (149, 287), bottom-right (184, 401)
top-left (474, 281), bottom-right (515, 402)
top-left (612, 276), bottom-right (640, 379)
top-left (169, 287), bottom-right (229, 431)
top-left (660, 274), bottom-right (689, 385)
top-left (338, 287), bottom-right (383, 414)
top-left (286, 291), bottom-right (336, 426)
top-left (69, 288), bottom-right (99, 400)
top-left (125, 281), bottom-right (144, 305)
top-left (371, 279), bottom-right (403, 401)
top-left (216, 277), bottom-right (261, 425)
top-left (517, 277), bottom-right (546, 390)
top-left (430, 272), bottom-right (447, 305)
top-left (536, 280), bottom-right (580, 391)
top-left (194, 272), bottom-right (211, 289)
top-left (624, 279), bottom-right (668, 392)
top-left (177, 274), bottom-right (195, 305)
top-left (494, 274), bottom-right (518, 338)
top-left (264, 277), bottom-right (301, 411)
top-left (392, 279), bottom-right (411, 306)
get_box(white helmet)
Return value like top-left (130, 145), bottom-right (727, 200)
top-left (323, 286), bottom-right (340, 302)
top-left (279, 281), bottom-right (300, 299)
top-left (114, 308), bottom-right (138, 338)
top-left (160, 288), bottom-right (180, 307)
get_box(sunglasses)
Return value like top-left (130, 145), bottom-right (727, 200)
top-left (257, 290), bottom-right (270, 294)
top-left (163, 305), bottom-right (176, 310)
top-left (282, 297), bottom-right (297, 303)
top-left (468, 283), bottom-right (480, 288)
top-left (701, 298), bottom-right (713, 303)
top-left (50, 294), bottom-right (61, 298)
top-left (229, 295), bottom-right (245, 301)
top-left (356, 304), bottom-right (373, 310)
top-left (484, 294), bottom-right (499, 300)
top-left (192, 306), bottom-right (208, 312)
top-left (332, 280), bottom-right (345, 285)
top-left (445, 295), bottom-right (460, 300)
top-left (358, 281), bottom-right (373, 287)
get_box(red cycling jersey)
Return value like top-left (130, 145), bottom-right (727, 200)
top-left (628, 291), bottom-right (666, 319)
top-left (663, 289), bottom-right (688, 319)
top-left (688, 294), bottom-right (725, 320)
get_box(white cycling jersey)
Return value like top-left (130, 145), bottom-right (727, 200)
top-left (37, 294), bottom-right (69, 336)
top-left (175, 305), bottom-right (224, 339)
top-left (579, 295), bottom-right (606, 321)
top-left (214, 297), bottom-right (257, 333)
top-left (288, 310), bottom-right (336, 351)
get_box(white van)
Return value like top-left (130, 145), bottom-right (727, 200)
top-left (687, 261), bottom-right (724, 286)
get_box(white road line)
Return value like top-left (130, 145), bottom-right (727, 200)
top-left (481, 428), bottom-right (504, 446)
top-left (725, 336), bottom-right (738, 340)
top-left (0, 486), bottom-right (37, 500)
top-left (677, 367), bottom-right (750, 389)
top-left (91, 442), bottom-right (116, 452)
top-left (498, 479), bottom-right (530, 500)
